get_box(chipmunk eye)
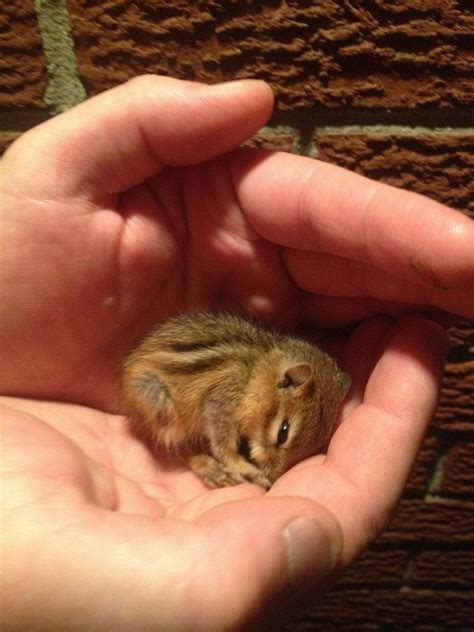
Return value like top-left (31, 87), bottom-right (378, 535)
top-left (276, 419), bottom-right (289, 447)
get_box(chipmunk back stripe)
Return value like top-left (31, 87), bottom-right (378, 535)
top-left (161, 340), bottom-right (221, 353)
top-left (155, 348), bottom-right (229, 373)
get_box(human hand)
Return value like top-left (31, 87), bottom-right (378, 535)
top-left (0, 319), bottom-right (447, 630)
top-left (1, 76), bottom-right (472, 629)
top-left (0, 75), bottom-right (472, 409)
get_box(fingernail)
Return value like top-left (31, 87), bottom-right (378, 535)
top-left (282, 517), bottom-right (341, 584)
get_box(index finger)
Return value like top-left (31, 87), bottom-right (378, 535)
top-left (230, 149), bottom-right (474, 292)
top-left (3, 76), bottom-right (274, 200)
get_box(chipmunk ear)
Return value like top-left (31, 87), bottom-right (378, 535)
top-left (278, 362), bottom-right (313, 389)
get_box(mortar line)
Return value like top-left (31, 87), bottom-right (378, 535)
top-left (270, 108), bottom-right (474, 130)
top-left (401, 553), bottom-right (416, 589)
top-left (34, 0), bottom-right (87, 114)
top-left (424, 443), bottom-right (451, 499)
top-left (313, 124), bottom-right (474, 136)
top-left (257, 124), bottom-right (304, 154)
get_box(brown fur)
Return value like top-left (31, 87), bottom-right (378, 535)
top-left (120, 312), bottom-right (351, 489)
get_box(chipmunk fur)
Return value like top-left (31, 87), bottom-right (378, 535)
top-left (120, 312), bottom-right (350, 489)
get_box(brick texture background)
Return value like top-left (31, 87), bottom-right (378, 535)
top-left (1, 1), bottom-right (473, 629)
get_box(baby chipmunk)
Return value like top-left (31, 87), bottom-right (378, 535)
top-left (120, 312), bottom-right (351, 489)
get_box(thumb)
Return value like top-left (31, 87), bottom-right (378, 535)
top-left (5, 75), bottom-right (274, 198)
top-left (193, 496), bottom-right (343, 629)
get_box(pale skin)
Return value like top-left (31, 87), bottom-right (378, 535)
top-left (1, 76), bottom-right (473, 630)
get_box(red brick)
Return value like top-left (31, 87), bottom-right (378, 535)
top-left (286, 588), bottom-right (474, 629)
top-left (405, 434), bottom-right (439, 494)
top-left (317, 133), bottom-right (474, 215)
top-left (439, 442), bottom-right (474, 496)
top-left (435, 360), bottom-right (474, 432)
top-left (339, 548), bottom-right (408, 588)
top-left (381, 498), bottom-right (474, 544)
top-left (0, 0), bottom-right (47, 109)
top-left (411, 549), bottom-right (474, 589)
top-left (244, 127), bottom-right (300, 153)
top-left (448, 321), bottom-right (474, 358)
top-left (69, 0), bottom-right (474, 109)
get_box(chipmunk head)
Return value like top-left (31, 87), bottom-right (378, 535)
top-left (237, 352), bottom-right (351, 484)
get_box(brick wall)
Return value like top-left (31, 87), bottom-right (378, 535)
top-left (1, 1), bottom-right (473, 628)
